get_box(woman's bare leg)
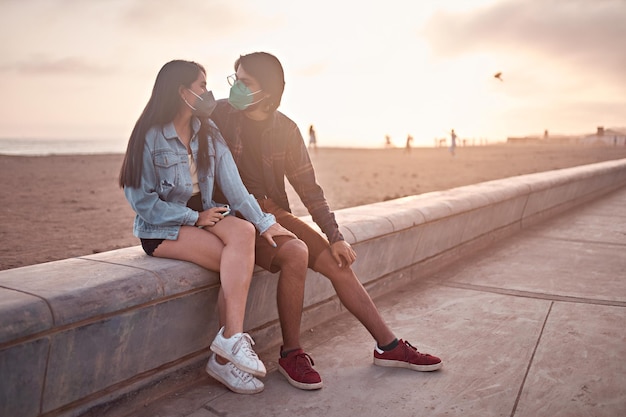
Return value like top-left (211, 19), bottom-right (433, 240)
top-left (153, 217), bottom-right (256, 337)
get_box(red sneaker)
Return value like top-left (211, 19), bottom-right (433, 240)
top-left (278, 348), bottom-right (323, 390)
top-left (373, 339), bottom-right (442, 371)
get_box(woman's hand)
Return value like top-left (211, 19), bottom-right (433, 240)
top-left (260, 223), bottom-right (296, 248)
top-left (195, 206), bottom-right (230, 228)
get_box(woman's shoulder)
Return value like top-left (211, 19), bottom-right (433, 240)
top-left (145, 124), bottom-right (174, 142)
top-left (206, 118), bottom-right (220, 131)
top-left (211, 132), bottom-right (230, 155)
top-left (144, 124), bottom-right (177, 152)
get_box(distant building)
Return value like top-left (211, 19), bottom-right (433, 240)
top-left (506, 136), bottom-right (543, 144)
top-left (580, 126), bottom-right (626, 146)
top-left (507, 126), bottom-right (626, 146)
top-left (506, 134), bottom-right (578, 144)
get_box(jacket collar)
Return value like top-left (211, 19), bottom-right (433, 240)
top-left (162, 117), bottom-right (201, 140)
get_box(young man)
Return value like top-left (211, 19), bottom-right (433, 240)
top-left (211, 52), bottom-right (442, 390)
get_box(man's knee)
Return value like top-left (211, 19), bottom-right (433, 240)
top-left (314, 250), bottom-right (355, 280)
top-left (275, 238), bottom-right (309, 268)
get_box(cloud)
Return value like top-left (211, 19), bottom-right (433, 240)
top-left (0, 56), bottom-right (110, 76)
top-left (422, 0), bottom-right (626, 86)
top-left (120, 0), bottom-right (278, 40)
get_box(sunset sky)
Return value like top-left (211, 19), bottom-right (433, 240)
top-left (1, 0), bottom-right (625, 148)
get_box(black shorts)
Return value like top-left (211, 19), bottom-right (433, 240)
top-left (140, 238), bottom-right (163, 256)
top-left (140, 194), bottom-right (203, 256)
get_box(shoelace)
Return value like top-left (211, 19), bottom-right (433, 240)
top-left (403, 340), bottom-right (435, 359)
top-left (232, 333), bottom-right (259, 359)
top-left (226, 361), bottom-right (255, 382)
top-left (404, 340), bottom-right (418, 352)
top-left (295, 352), bottom-right (317, 374)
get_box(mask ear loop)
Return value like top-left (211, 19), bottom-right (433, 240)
top-left (182, 89), bottom-right (199, 111)
top-left (247, 96), bottom-right (265, 108)
top-left (182, 96), bottom-right (197, 111)
top-left (244, 88), bottom-right (266, 108)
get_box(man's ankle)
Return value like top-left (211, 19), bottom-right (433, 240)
top-left (280, 347), bottom-right (301, 358)
top-left (377, 338), bottom-right (399, 352)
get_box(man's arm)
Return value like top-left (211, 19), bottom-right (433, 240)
top-left (283, 123), bottom-right (344, 244)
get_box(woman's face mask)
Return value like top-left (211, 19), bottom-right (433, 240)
top-left (228, 80), bottom-right (264, 111)
top-left (184, 89), bottom-right (217, 118)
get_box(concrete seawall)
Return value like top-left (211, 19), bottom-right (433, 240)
top-left (2, 158), bottom-right (625, 417)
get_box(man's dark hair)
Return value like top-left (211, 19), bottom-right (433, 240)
top-left (235, 52), bottom-right (285, 113)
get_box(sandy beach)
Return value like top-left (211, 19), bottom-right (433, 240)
top-left (2, 144), bottom-right (626, 271)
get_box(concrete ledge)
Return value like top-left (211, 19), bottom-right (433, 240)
top-left (1, 158), bottom-right (625, 417)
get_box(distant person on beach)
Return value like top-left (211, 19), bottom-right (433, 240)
top-left (118, 60), bottom-right (295, 395)
top-left (449, 129), bottom-right (457, 156)
top-left (404, 134), bottom-right (413, 154)
top-left (308, 124), bottom-right (317, 153)
top-left (384, 134), bottom-right (393, 148)
top-left (211, 52), bottom-right (442, 391)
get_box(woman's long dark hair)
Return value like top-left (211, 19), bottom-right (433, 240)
top-left (119, 60), bottom-right (212, 189)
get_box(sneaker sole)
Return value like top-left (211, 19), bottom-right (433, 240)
top-left (278, 365), bottom-right (323, 390)
top-left (373, 357), bottom-right (443, 372)
top-left (205, 363), bottom-right (264, 395)
top-left (210, 343), bottom-right (267, 378)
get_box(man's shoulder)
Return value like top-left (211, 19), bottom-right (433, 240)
top-left (272, 111), bottom-right (300, 135)
top-left (211, 100), bottom-right (237, 136)
top-left (213, 99), bottom-right (233, 120)
top-left (273, 110), bottom-right (295, 125)
top-left (215, 98), bottom-right (230, 108)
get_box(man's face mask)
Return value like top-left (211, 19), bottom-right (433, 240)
top-left (184, 89), bottom-right (217, 118)
top-left (228, 79), bottom-right (264, 111)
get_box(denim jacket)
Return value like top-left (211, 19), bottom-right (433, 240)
top-left (124, 118), bottom-right (276, 240)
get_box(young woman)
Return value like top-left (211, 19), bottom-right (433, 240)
top-left (119, 60), bottom-right (295, 394)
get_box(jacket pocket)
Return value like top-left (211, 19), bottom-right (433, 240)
top-left (154, 150), bottom-right (180, 199)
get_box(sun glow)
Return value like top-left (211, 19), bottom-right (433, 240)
top-left (0, 0), bottom-right (624, 148)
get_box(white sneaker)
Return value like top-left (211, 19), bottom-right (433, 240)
top-left (205, 354), bottom-right (264, 394)
top-left (210, 327), bottom-right (267, 377)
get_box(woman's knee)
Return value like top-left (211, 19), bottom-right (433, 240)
top-left (226, 218), bottom-right (256, 244)
top-left (239, 219), bottom-right (256, 239)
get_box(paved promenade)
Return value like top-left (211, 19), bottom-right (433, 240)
top-left (113, 188), bottom-right (626, 417)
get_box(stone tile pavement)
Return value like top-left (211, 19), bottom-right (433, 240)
top-left (107, 188), bottom-right (626, 417)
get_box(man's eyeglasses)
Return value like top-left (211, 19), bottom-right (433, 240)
top-left (227, 74), bottom-right (237, 87)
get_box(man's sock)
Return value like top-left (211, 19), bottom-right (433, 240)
top-left (377, 338), bottom-right (399, 352)
top-left (280, 348), bottom-right (299, 358)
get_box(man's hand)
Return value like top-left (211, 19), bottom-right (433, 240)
top-left (260, 223), bottom-right (296, 248)
top-left (330, 240), bottom-right (356, 268)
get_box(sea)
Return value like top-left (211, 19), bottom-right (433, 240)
top-left (0, 138), bottom-right (128, 156)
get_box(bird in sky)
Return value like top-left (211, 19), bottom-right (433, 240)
top-left (494, 72), bottom-right (503, 81)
